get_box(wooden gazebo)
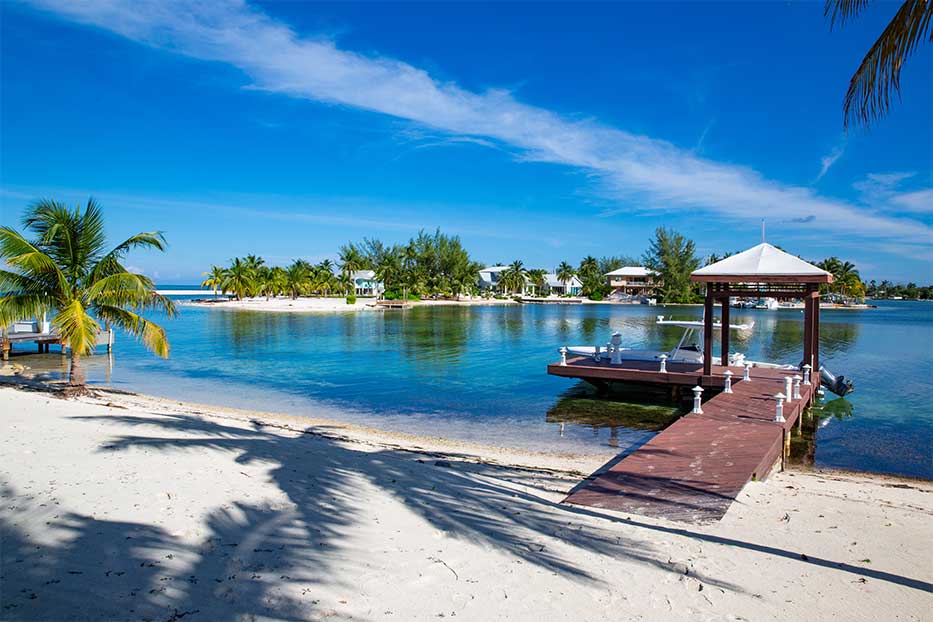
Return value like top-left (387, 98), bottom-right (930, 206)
top-left (690, 243), bottom-right (832, 382)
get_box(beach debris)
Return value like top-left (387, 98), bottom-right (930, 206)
top-left (434, 460), bottom-right (453, 468)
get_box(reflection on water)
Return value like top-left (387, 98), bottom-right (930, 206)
top-left (5, 300), bottom-right (931, 478)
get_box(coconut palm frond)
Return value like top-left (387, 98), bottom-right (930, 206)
top-left (0, 227), bottom-right (71, 295)
top-left (52, 299), bottom-right (100, 356)
top-left (84, 272), bottom-right (176, 316)
top-left (0, 294), bottom-right (54, 328)
top-left (825, 0), bottom-right (871, 28)
top-left (96, 304), bottom-right (170, 358)
top-left (842, 0), bottom-right (933, 129)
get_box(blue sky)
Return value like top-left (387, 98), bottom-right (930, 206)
top-left (1, 1), bottom-right (930, 284)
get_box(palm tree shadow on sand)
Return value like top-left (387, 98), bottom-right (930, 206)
top-left (3, 410), bottom-right (927, 621)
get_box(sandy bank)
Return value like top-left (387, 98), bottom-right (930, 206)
top-left (183, 296), bottom-right (522, 313)
top-left (1, 383), bottom-right (929, 621)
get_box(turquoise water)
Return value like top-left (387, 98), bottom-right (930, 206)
top-left (14, 296), bottom-right (933, 479)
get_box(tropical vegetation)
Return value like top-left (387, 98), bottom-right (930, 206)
top-left (0, 199), bottom-right (175, 390)
top-left (642, 227), bottom-right (702, 303)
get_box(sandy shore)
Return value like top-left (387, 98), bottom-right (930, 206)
top-left (1, 384), bottom-right (930, 621)
top-left (184, 296), bottom-right (521, 313)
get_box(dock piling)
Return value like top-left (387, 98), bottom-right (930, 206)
top-left (559, 346), bottom-right (568, 366)
top-left (802, 364), bottom-right (812, 386)
top-left (723, 369), bottom-right (733, 393)
top-left (743, 362), bottom-right (751, 381)
top-left (659, 354), bottom-right (668, 373)
top-left (784, 376), bottom-right (794, 403)
top-left (793, 375), bottom-right (802, 400)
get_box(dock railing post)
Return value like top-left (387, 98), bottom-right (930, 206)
top-left (784, 376), bottom-right (794, 403)
top-left (559, 346), bottom-right (567, 366)
top-left (743, 362), bottom-right (751, 381)
top-left (659, 353), bottom-right (668, 373)
top-left (593, 345), bottom-right (600, 362)
top-left (774, 393), bottom-right (786, 423)
top-left (793, 375), bottom-right (802, 400)
top-left (610, 333), bottom-right (623, 365)
top-left (802, 364), bottom-right (812, 386)
top-left (691, 386), bottom-right (704, 414)
top-left (723, 369), bottom-right (733, 393)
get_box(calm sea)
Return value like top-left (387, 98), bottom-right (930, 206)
top-left (15, 293), bottom-right (933, 479)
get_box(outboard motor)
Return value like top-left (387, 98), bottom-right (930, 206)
top-left (819, 365), bottom-right (854, 397)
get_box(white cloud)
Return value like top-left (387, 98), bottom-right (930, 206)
top-left (26, 0), bottom-right (933, 252)
top-left (892, 189), bottom-right (933, 214)
top-left (815, 144), bottom-right (844, 182)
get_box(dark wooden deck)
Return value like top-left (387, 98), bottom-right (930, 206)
top-left (550, 357), bottom-right (814, 523)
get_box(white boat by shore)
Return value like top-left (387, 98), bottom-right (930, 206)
top-left (566, 316), bottom-right (764, 366)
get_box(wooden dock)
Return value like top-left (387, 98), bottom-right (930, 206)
top-left (549, 356), bottom-right (814, 523)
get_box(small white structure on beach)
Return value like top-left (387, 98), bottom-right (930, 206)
top-left (351, 270), bottom-right (383, 297)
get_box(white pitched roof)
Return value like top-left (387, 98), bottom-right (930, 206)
top-left (691, 243), bottom-right (831, 282)
top-left (544, 273), bottom-right (582, 287)
top-left (480, 265), bottom-right (510, 273)
top-left (351, 270), bottom-right (376, 280)
top-left (605, 266), bottom-right (653, 277)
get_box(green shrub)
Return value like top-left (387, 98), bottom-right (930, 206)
top-left (346, 294), bottom-right (357, 305)
top-left (589, 291), bottom-right (604, 301)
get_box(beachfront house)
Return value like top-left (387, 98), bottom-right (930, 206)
top-left (478, 266), bottom-right (512, 293)
top-left (352, 270), bottom-right (384, 297)
top-left (605, 266), bottom-right (656, 296)
top-left (478, 266), bottom-right (582, 296)
top-left (544, 272), bottom-right (582, 296)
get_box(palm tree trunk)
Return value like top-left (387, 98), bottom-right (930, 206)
top-left (69, 350), bottom-right (85, 388)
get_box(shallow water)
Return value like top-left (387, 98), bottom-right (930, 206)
top-left (12, 296), bottom-right (933, 478)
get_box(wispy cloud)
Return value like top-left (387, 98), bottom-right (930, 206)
top-left (25, 0), bottom-right (933, 252)
top-left (853, 171), bottom-right (933, 214)
top-left (815, 143), bottom-right (845, 182)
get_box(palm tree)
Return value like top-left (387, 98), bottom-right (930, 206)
top-left (0, 199), bottom-right (175, 390)
top-left (285, 259), bottom-right (310, 299)
top-left (826, 0), bottom-right (933, 129)
top-left (578, 256), bottom-right (599, 279)
top-left (526, 269), bottom-right (547, 296)
top-left (374, 252), bottom-right (402, 297)
top-left (500, 260), bottom-right (527, 295)
top-left (222, 257), bottom-right (254, 300)
top-left (201, 265), bottom-right (225, 298)
top-left (556, 261), bottom-right (576, 295)
top-left (338, 244), bottom-right (366, 278)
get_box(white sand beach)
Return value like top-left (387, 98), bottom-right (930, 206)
top-left (184, 296), bottom-right (521, 313)
top-left (1, 383), bottom-right (930, 621)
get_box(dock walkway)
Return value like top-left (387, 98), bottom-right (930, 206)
top-left (549, 357), bottom-right (814, 523)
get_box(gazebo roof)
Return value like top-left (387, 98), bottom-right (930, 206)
top-left (691, 243), bottom-right (832, 284)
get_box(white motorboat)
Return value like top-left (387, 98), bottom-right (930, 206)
top-left (566, 316), bottom-right (758, 366)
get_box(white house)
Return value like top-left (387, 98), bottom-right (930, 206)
top-left (478, 266), bottom-right (582, 296)
top-left (351, 270), bottom-right (383, 296)
top-left (478, 266), bottom-right (511, 292)
top-left (605, 266), bottom-right (656, 296)
top-left (544, 273), bottom-right (582, 296)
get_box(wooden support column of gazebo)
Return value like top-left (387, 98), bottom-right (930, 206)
top-left (691, 243), bottom-right (833, 384)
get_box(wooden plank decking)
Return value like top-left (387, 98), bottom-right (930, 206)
top-left (550, 358), bottom-right (814, 523)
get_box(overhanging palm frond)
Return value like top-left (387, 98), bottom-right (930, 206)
top-left (52, 299), bottom-right (100, 356)
top-left (837, 0), bottom-right (933, 129)
top-left (84, 272), bottom-right (177, 316)
top-left (826, 0), bottom-right (871, 28)
top-left (0, 294), bottom-right (54, 328)
top-left (0, 227), bottom-right (71, 296)
top-left (96, 304), bottom-right (170, 358)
